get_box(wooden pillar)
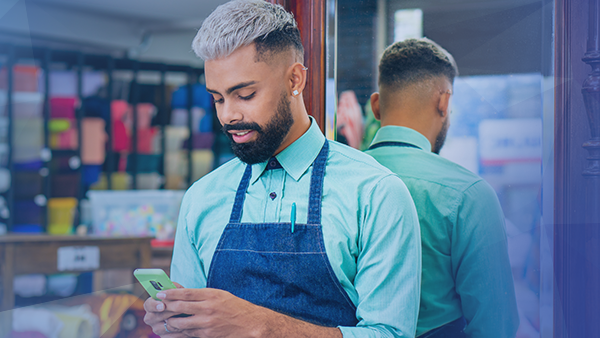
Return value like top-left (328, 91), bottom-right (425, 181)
top-left (269, 0), bottom-right (327, 132)
top-left (555, 0), bottom-right (600, 335)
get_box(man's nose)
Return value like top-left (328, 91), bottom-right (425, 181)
top-left (218, 101), bottom-right (243, 125)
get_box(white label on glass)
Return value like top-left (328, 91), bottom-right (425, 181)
top-left (57, 246), bottom-right (100, 271)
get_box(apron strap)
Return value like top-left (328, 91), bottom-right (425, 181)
top-left (229, 164), bottom-right (253, 224)
top-left (229, 140), bottom-right (329, 225)
top-left (368, 141), bottom-right (420, 151)
top-left (307, 140), bottom-right (329, 225)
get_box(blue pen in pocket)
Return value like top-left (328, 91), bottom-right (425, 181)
top-left (291, 202), bottom-right (296, 233)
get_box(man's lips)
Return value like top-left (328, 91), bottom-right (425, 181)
top-left (229, 130), bottom-right (257, 143)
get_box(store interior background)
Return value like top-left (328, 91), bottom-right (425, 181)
top-left (0, 0), bottom-right (554, 337)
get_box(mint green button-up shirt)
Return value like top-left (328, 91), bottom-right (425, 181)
top-left (366, 126), bottom-right (519, 338)
top-left (171, 118), bottom-right (422, 337)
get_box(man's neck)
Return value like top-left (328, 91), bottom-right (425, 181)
top-left (380, 114), bottom-right (436, 152)
top-left (274, 111), bottom-right (311, 155)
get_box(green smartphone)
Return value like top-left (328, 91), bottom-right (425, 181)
top-left (134, 268), bottom-right (178, 300)
top-left (134, 268), bottom-right (192, 318)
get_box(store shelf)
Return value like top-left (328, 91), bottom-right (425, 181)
top-left (0, 43), bottom-right (209, 232)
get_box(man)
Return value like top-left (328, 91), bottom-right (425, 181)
top-left (365, 38), bottom-right (519, 338)
top-left (143, 1), bottom-right (421, 337)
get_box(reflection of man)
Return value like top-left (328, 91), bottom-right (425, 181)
top-left (143, 1), bottom-right (421, 337)
top-left (366, 38), bottom-right (519, 337)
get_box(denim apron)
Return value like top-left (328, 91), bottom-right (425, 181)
top-left (370, 141), bottom-right (467, 338)
top-left (206, 141), bottom-right (358, 327)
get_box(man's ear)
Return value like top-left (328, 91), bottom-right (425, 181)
top-left (371, 92), bottom-right (381, 121)
top-left (437, 90), bottom-right (452, 118)
top-left (289, 62), bottom-right (307, 97)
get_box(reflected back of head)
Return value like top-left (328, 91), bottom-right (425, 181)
top-left (378, 38), bottom-right (458, 92)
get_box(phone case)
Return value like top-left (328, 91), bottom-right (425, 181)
top-left (134, 268), bottom-right (177, 300)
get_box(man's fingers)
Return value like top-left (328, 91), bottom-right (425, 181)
top-left (167, 316), bottom-right (198, 332)
top-left (154, 319), bottom-right (188, 338)
top-left (173, 281), bottom-right (185, 289)
top-left (143, 298), bottom-right (184, 325)
top-left (164, 319), bottom-right (182, 335)
top-left (143, 297), bottom-right (166, 313)
top-left (161, 299), bottom-right (202, 317)
top-left (143, 293), bottom-right (193, 338)
top-left (143, 309), bottom-right (182, 325)
top-left (158, 287), bottom-right (221, 301)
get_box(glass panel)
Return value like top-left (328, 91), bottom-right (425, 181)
top-left (334, 0), bottom-right (554, 336)
top-left (444, 73), bottom-right (546, 337)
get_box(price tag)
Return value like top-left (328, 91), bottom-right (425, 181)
top-left (57, 246), bottom-right (100, 271)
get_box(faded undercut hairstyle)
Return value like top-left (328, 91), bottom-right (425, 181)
top-left (378, 38), bottom-right (458, 90)
top-left (192, 0), bottom-right (304, 63)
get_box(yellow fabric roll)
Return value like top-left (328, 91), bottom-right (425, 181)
top-left (54, 312), bottom-right (93, 338)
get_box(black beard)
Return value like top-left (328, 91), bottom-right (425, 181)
top-left (433, 118), bottom-right (449, 155)
top-left (223, 93), bottom-right (294, 164)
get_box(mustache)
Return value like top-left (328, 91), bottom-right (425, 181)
top-left (222, 122), bottom-right (263, 134)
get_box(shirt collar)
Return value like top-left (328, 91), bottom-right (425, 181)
top-left (250, 116), bottom-right (325, 184)
top-left (370, 125), bottom-right (432, 152)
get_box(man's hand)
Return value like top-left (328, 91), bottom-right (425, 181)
top-left (148, 287), bottom-right (343, 338)
top-left (158, 288), bottom-right (265, 338)
top-left (143, 282), bottom-right (188, 337)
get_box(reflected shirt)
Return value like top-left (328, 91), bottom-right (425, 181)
top-left (171, 118), bottom-right (422, 338)
top-left (366, 126), bottom-right (519, 338)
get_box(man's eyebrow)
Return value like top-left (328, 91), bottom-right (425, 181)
top-left (206, 88), bottom-right (220, 95)
top-left (207, 81), bottom-right (257, 96)
top-left (226, 81), bottom-right (257, 95)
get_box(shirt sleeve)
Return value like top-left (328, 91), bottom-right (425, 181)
top-left (339, 174), bottom-right (422, 338)
top-left (170, 190), bottom-right (207, 289)
top-left (452, 180), bottom-right (519, 338)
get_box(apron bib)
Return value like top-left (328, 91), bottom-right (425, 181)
top-left (207, 141), bottom-right (358, 327)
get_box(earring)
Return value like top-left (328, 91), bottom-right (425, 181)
top-left (293, 90), bottom-right (299, 96)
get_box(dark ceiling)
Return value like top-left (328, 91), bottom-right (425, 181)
top-left (388, 0), bottom-right (554, 76)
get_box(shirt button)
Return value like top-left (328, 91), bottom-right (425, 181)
top-left (269, 192), bottom-right (277, 200)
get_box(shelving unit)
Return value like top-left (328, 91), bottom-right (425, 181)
top-left (0, 44), bottom-right (207, 233)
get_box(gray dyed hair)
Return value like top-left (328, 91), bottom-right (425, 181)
top-left (192, 0), bottom-right (302, 61)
